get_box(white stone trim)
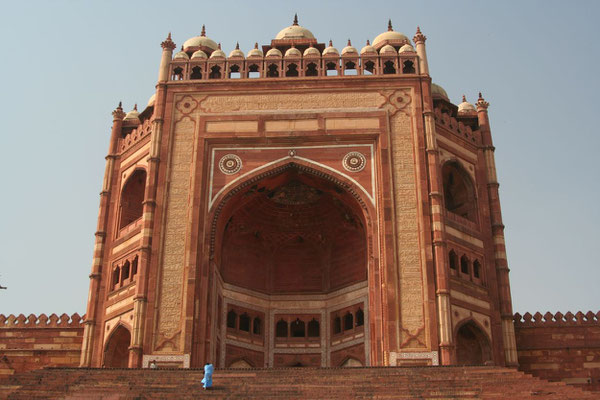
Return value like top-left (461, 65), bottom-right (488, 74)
top-left (142, 353), bottom-right (190, 368)
top-left (389, 351), bottom-right (439, 366)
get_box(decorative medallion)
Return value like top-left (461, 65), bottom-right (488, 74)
top-left (342, 152), bottom-right (367, 172)
top-left (218, 154), bottom-right (242, 175)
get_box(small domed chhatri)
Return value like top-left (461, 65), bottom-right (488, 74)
top-left (183, 25), bottom-right (219, 54)
top-left (146, 94), bottom-right (156, 108)
top-left (266, 47), bottom-right (283, 57)
top-left (372, 20), bottom-right (411, 50)
top-left (341, 39), bottom-right (358, 56)
top-left (191, 50), bottom-right (208, 60)
top-left (229, 43), bottom-right (245, 59)
top-left (303, 43), bottom-right (320, 57)
top-left (360, 39), bottom-right (377, 55)
top-left (123, 104), bottom-right (140, 122)
top-left (322, 40), bottom-right (339, 56)
top-left (431, 83), bottom-right (450, 101)
top-left (399, 43), bottom-right (415, 53)
top-left (173, 47), bottom-right (189, 60)
top-left (275, 14), bottom-right (315, 40)
top-left (379, 44), bottom-right (397, 55)
top-left (285, 45), bottom-right (302, 58)
top-left (209, 43), bottom-right (226, 59)
top-left (458, 95), bottom-right (477, 113)
top-left (247, 43), bottom-right (263, 58)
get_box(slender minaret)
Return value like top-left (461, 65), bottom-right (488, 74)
top-left (80, 102), bottom-right (126, 367)
top-left (127, 32), bottom-right (176, 367)
top-left (476, 93), bottom-right (518, 366)
top-left (413, 27), bottom-right (429, 75)
top-left (415, 26), bottom-right (453, 364)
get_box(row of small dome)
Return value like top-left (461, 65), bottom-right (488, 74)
top-left (173, 40), bottom-right (416, 61)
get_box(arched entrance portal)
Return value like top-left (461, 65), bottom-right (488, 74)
top-left (211, 164), bottom-right (370, 368)
top-left (455, 322), bottom-right (492, 365)
top-left (104, 325), bottom-right (131, 368)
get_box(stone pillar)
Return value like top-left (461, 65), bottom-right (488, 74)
top-left (80, 103), bottom-right (125, 367)
top-left (128, 33), bottom-right (175, 368)
top-left (476, 93), bottom-right (518, 366)
top-left (420, 76), bottom-right (453, 365)
top-left (413, 27), bottom-right (429, 76)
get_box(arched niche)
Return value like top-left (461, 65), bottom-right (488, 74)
top-left (119, 169), bottom-right (146, 229)
top-left (441, 161), bottom-right (477, 222)
top-left (103, 325), bottom-right (131, 368)
top-left (455, 321), bottom-right (492, 365)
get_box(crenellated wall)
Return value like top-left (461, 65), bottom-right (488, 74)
top-left (0, 313), bottom-right (84, 377)
top-left (514, 311), bottom-right (600, 392)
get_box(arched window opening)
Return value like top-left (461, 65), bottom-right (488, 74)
top-left (226, 310), bottom-right (237, 329)
top-left (229, 64), bottom-right (241, 79)
top-left (460, 255), bottom-right (470, 275)
top-left (209, 65), bottom-right (221, 79)
top-left (473, 260), bottom-right (481, 279)
top-left (172, 67), bottom-right (184, 80)
top-left (112, 267), bottom-right (120, 289)
top-left (253, 317), bottom-right (261, 335)
top-left (291, 318), bottom-right (305, 338)
top-left (131, 256), bottom-right (138, 277)
top-left (402, 60), bottom-right (415, 74)
top-left (305, 62), bottom-right (318, 77)
top-left (285, 63), bottom-right (299, 77)
top-left (326, 62), bottom-right (338, 76)
top-left (355, 308), bottom-right (364, 327)
top-left (248, 64), bottom-right (260, 78)
top-left (267, 64), bottom-right (279, 77)
top-left (190, 66), bottom-right (203, 80)
top-left (383, 61), bottom-right (396, 74)
top-left (121, 261), bottom-right (130, 281)
top-left (333, 316), bottom-right (341, 334)
top-left (344, 312), bottom-right (354, 331)
top-left (364, 61), bottom-right (375, 75)
top-left (344, 61), bottom-right (357, 75)
top-left (276, 319), bottom-right (288, 337)
top-left (119, 169), bottom-right (146, 230)
top-left (449, 250), bottom-right (458, 271)
top-left (442, 162), bottom-right (478, 222)
top-left (307, 319), bottom-right (320, 337)
top-left (239, 313), bottom-right (250, 332)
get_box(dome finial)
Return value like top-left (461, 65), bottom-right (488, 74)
top-left (235, 42), bottom-right (240, 50)
top-left (133, 104), bottom-right (138, 111)
top-left (201, 25), bottom-right (206, 37)
top-left (329, 39), bottom-right (333, 47)
top-left (254, 42), bottom-right (258, 49)
top-left (293, 13), bottom-right (299, 26)
top-left (218, 42), bottom-right (221, 50)
top-left (366, 39), bottom-right (370, 45)
top-left (462, 95), bottom-right (467, 103)
top-left (347, 38), bottom-right (352, 46)
top-left (388, 19), bottom-right (393, 31)
top-left (477, 92), bottom-right (490, 109)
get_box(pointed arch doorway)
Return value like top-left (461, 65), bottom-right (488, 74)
top-left (104, 325), bottom-right (131, 368)
top-left (207, 162), bottom-right (376, 368)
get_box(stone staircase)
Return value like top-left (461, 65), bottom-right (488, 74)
top-left (1, 366), bottom-right (598, 399)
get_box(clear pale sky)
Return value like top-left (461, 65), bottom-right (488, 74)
top-left (0, 1), bottom-right (598, 317)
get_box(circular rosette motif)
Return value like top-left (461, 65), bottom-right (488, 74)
top-left (218, 154), bottom-right (243, 175)
top-left (342, 152), bottom-right (367, 172)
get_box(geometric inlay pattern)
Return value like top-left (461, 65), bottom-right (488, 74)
top-left (342, 151), bottom-right (367, 172)
top-left (219, 154), bottom-right (243, 175)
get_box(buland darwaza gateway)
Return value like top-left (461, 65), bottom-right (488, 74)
top-left (80, 16), bottom-right (518, 370)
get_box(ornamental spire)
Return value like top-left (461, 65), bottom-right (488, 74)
top-left (413, 26), bottom-right (426, 44)
top-left (201, 25), bottom-right (206, 37)
top-left (347, 39), bottom-right (352, 46)
top-left (254, 42), bottom-right (258, 49)
top-left (329, 39), bottom-right (333, 47)
top-left (235, 42), bottom-right (240, 50)
top-left (388, 19), bottom-right (393, 31)
top-left (161, 32), bottom-right (176, 50)
top-left (462, 95), bottom-right (467, 102)
top-left (112, 101), bottom-right (125, 119)
top-left (477, 92), bottom-right (490, 109)
top-left (293, 13), bottom-right (299, 26)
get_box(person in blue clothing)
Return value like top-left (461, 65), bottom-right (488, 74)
top-left (202, 362), bottom-right (214, 390)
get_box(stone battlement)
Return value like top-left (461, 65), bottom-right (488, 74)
top-left (513, 311), bottom-right (600, 326)
top-left (0, 313), bottom-right (84, 328)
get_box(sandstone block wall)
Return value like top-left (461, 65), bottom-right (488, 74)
top-left (0, 313), bottom-right (84, 377)
top-left (514, 311), bottom-right (600, 392)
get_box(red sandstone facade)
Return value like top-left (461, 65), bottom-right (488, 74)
top-left (78, 18), bottom-right (518, 370)
top-left (1, 18), bottom-right (598, 391)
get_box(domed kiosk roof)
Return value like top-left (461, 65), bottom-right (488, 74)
top-left (458, 95), bottom-right (477, 113)
top-left (372, 20), bottom-right (411, 49)
top-left (275, 14), bottom-right (315, 40)
top-left (431, 83), bottom-right (450, 101)
top-left (183, 25), bottom-right (219, 54)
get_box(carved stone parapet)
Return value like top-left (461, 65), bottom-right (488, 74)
top-left (514, 311), bottom-right (600, 327)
